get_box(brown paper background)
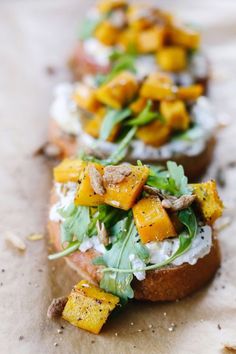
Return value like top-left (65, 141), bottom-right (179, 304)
top-left (0, 1), bottom-right (236, 353)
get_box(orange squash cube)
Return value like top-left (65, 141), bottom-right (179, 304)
top-left (62, 280), bottom-right (119, 334)
top-left (136, 119), bottom-right (171, 147)
top-left (157, 46), bottom-right (187, 72)
top-left (133, 196), bottom-right (177, 243)
top-left (169, 24), bottom-right (200, 49)
top-left (177, 84), bottom-right (203, 101)
top-left (160, 100), bottom-right (190, 131)
top-left (140, 72), bottom-right (175, 101)
top-left (84, 108), bottom-right (120, 142)
top-left (104, 166), bottom-right (149, 210)
top-left (53, 159), bottom-right (87, 183)
top-left (137, 26), bottom-right (166, 53)
top-left (129, 97), bottom-right (148, 114)
top-left (127, 4), bottom-right (154, 30)
top-left (95, 71), bottom-right (138, 109)
top-left (191, 180), bottom-right (223, 225)
top-left (73, 83), bottom-right (101, 113)
top-left (98, 0), bottom-right (127, 13)
top-left (75, 163), bottom-right (104, 207)
top-left (118, 28), bottom-right (138, 51)
top-left (95, 21), bottom-right (120, 46)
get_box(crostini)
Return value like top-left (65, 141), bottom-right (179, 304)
top-left (48, 157), bottom-right (223, 333)
top-left (49, 71), bottom-right (216, 179)
top-left (69, 0), bottom-right (209, 92)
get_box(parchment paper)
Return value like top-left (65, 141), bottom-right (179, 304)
top-left (0, 1), bottom-right (236, 353)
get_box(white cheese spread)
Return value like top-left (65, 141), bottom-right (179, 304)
top-left (50, 83), bottom-right (81, 135)
top-left (50, 182), bottom-right (213, 281)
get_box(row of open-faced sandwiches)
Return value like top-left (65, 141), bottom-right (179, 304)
top-left (47, 0), bottom-right (223, 335)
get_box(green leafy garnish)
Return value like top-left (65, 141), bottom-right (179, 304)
top-left (97, 215), bottom-right (141, 301)
top-left (60, 205), bottom-right (90, 244)
top-left (96, 53), bottom-right (137, 86)
top-left (79, 16), bottom-right (102, 40)
top-left (173, 125), bottom-right (203, 142)
top-left (127, 100), bottom-right (164, 126)
top-left (147, 161), bottom-right (192, 197)
top-left (99, 108), bottom-right (132, 141)
top-left (101, 207), bottom-right (197, 275)
top-left (103, 126), bottom-right (137, 165)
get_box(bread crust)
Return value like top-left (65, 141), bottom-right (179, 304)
top-left (68, 42), bottom-right (110, 80)
top-left (48, 119), bottom-right (215, 181)
top-left (48, 189), bottom-right (221, 302)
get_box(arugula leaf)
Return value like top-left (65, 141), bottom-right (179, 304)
top-left (173, 125), bottom-right (203, 142)
top-left (167, 161), bottom-right (191, 196)
top-left (97, 53), bottom-right (137, 86)
top-left (99, 108), bottom-right (132, 141)
top-left (60, 206), bottom-right (90, 244)
top-left (48, 240), bottom-right (80, 260)
top-left (103, 126), bottom-right (137, 165)
top-left (147, 161), bottom-right (192, 197)
top-left (99, 215), bottom-right (139, 301)
top-left (88, 205), bottom-right (127, 237)
top-left (101, 207), bottom-right (197, 275)
top-left (79, 17), bottom-right (101, 40)
top-left (127, 100), bottom-right (164, 126)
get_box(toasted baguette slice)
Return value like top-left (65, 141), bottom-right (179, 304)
top-left (68, 42), bottom-right (110, 80)
top-left (48, 119), bottom-right (216, 181)
top-left (68, 41), bottom-right (209, 93)
top-left (48, 189), bottom-right (220, 302)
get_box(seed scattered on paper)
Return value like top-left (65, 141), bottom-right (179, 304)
top-left (5, 232), bottom-right (26, 251)
top-left (27, 233), bottom-right (44, 241)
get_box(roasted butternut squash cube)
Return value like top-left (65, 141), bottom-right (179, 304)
top-left (157, 46), bottom-right (187, 72)
top-left (84, 108), bottom-right (120, 142)
top-left (73, 84), bottom-right (101, 114)
top-left (169, 24), bottom-right (200, 49)
top-left (129, 97), bottom-right (148, 114)
top-left (96, 71), bottom-right (138, 109)
top-left (177, 84), bottom-right (203, 101)
top-left (191, 180), bottom-right (223, 225)
top-left (137, 26), bottom-right (166, 53)
top-left (127, 4), bottom-right (154, 30)
top-left (160, 100), bottom-right (190, 131)
top-left (98, 0), bottom-right (127, 13)
top-left (133, 196), bottom-right (177, 243)
top-left (136, 119), bottom-right (171, 147)
top-left (95, 21), bottom-right (120, 46)
top-left (53, 159), bottom-right (87, 183)
top-left (104, 166), bottom-right (149, 210)
top-left (127, 5), bottom-right (172, 30)
top-left (62, 280), bottom-right (119, 334)
top-left (118, 28), bottom-right (138, 51)
top-left (75, 163), bottom-right (104, 207)
top-left (140, 72), bottom-right (175, 100)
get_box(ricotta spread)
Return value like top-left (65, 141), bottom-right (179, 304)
top-left (50, 182), bottom-right (213, 281)
top-left (50, 83), bottom-right (81, 135)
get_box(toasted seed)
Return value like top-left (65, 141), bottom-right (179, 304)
top-left (96, 221), bottom-right (109, 246)
top-left (103, 164), bottom-right (132, 185)
top-left (162, 194), bottom-right (196, 211)
top-left (5, 232), bottom-right (26, 251)
top-left (47, 297), bottom-right (68, 319)
top-left (27, 233), bottom-right (44, 241)
top-left (88, 165), bottom-right (105, 195)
